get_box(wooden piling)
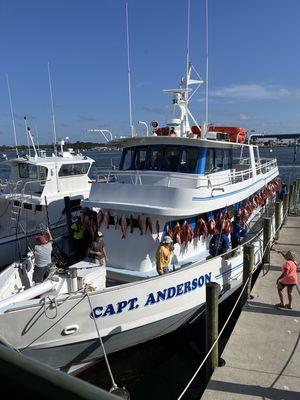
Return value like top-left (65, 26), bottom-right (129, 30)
top-left (275, 201), bottom-right (281, 240)
top-left (242, 244), bottom-right (254, 305)
top-left (283, 192), bottom-right (289, 224)
top-left (205, 282), bottom-right (220, 381)
top-left (288, 184), bottom-right (294, 209)
top-left (263, 217), bottom-right (271, 264)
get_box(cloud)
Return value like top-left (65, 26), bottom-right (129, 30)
top-left (211, 84), bottom-right (294, 101)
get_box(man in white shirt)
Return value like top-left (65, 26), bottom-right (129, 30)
top-left (33, 227), bottom-right (53, 284)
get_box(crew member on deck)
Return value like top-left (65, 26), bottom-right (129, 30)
top-left (231, 216), bottom-right (247, 250)
top-left (156, 236), bottom-right (174, 275)
top-left (209, 223), bottom-right (230, 258)
top-left (33, 227), bottom-right (53, 284)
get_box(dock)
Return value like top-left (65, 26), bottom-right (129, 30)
top-left (201, 214), bottom-right (300, 400)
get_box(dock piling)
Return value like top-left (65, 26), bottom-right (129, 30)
top-left (283, 192), bottom-right (289, 224)
top-left (205, 282), bottom-right (220, 381)
top-left (275, 201), bottom-right (281, 240)
top-left (242, 244), bottom-right (254, 305)
top-left (263, 217), bottom-right (271, 264)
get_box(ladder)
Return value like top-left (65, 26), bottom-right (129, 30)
top-left (9, 182), bottom-right (26, 233)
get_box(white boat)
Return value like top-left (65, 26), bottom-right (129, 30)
top-left (0, 141), bottom-right (94, 268)
top-left (0, 63), bottom-right (281, 374)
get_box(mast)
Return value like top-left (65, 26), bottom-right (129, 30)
top-left (185, 0), bottom-right (191, 135)
top-left (203, 0), bottom-right (209, 138)
top-left (125, 2), bottom-right (134, 137)
top-left (6, 74), bottom-right (19, 157)
top-left (48, 62), bottom-right (58, 154)
top-left (23, 116), bottom-right (31, 156)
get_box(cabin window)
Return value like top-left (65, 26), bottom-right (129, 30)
top-left (223, 149), bottom-right (232, 170)
top-left (39, 166), bottom-right (48, 180)
top-left (120, 147), bottom-right (134, 170)
top-left (132, 146), bottom-right (148, 170)
top-left (146, 146), bottom-right (163, 170)
top-left (161, 146), bottom-right (181, 172)
top-left (205, 149), bottom-right (214, 173)
top-left (58, 163), bottom-right (90, 177)
top-left (19, 163), bottom-right (38, 179)
top-left (179, 147), bottom-right (199, 173)
top-left (215, 149), bottom-right (224, 171)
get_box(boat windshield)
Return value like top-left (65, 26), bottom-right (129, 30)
top-left (58, 162), bottom-right (90, 177)
top-left (120, 145), bottom-right (233, 174)
top-left (18, 163), bottom-right (48, 180)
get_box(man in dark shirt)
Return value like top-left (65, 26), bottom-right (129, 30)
top-left (209, 224), bottom-right (230, 257)
top-left (88, 231), bottom-right (108, 266)
top-left (231, 216), bottom-right (247, 249)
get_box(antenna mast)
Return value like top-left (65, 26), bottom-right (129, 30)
top-left (125, 2), bottom-right (134, 137)
top-left (204, 0), bottom-right (209, 134)
top-left (24, 116), bottom-right (31, 156)
top-left (185, 0), bottom-right (191, 134)
top-left (48, 62), bottom-right (57, 154)
top-left (6, 74), bottom-right (19, 157)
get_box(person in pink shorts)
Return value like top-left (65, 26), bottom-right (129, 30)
top-left (274, 249), bottom-right (298, 309)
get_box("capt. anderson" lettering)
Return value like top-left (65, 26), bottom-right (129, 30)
top-left (90, 272), bottom-right (212, 319)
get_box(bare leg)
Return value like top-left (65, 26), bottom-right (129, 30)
top-left (277, 283), bottom-right (285, 306)
top-left (286, 286), bottom-right (294, 309)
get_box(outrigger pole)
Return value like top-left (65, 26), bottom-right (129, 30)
top-left (48, 62), bottom-right (58, 155)
top-left (125, 1), bottom-right (134, 137)
top-left (6, 74), bottom-right (19, 158)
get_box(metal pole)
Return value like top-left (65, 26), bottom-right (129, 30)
top-left (275, 201), bottom-right (281, 241)
top-left (205, 281), bottom-right (219, 381)
top-left (288, 183), bottom-right (294, 209)
top-left (242, 244), bottom-right (254, 305)
top-left (263, 217), bottom-right (271, 264)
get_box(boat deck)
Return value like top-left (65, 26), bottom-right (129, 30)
top-left (201, 214), bottom-right (300, 400)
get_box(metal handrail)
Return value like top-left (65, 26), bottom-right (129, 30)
top-left (0, 179), bottom-right (50, 199)
top-left (92, 158), bottom-right (278, 189)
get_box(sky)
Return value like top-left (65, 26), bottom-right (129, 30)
top-left (0, 0), bottom-right (300, 146)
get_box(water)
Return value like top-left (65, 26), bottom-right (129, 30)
top-left (0, 146), bottom-right (299, 399)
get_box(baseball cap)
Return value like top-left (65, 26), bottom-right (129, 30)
top-left (163, 235), bottom-right (173, 244)
top-left (37, 235), bottom-right (47, 245)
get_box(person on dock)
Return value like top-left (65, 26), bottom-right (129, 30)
top-left (88, 231), bottom-right (108, 266)
top-left (33, 227), bottom-right (53, 284)
top-left (274, 249), bottom-right (298, 309)
top-left (156, 235), bottom-right (174, 275)
top-left (231, 216), bottom-right (248, 250)
top-left (278, 182), bottom-right (288, 201)
top-left (208, 223), bottom-right (230, 258)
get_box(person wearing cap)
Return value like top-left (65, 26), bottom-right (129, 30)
top-left (33, 227), bottom-right (53, 284)
top-left (87, 231), bottom-right (108, 266)
top-left (274, 248), bottom-right (298, 309)
top-left (156, 235), bottom-right (174, 275)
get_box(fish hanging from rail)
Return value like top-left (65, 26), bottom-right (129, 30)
top-left (145, 217), bottom-right (153, 235)
top-left (105, 210), bottom-right (110, 229)
top-left (121, 216), bottom-right (127, 239)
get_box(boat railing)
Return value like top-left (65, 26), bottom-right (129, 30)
top-left (0, 179), bottom-right (49, 199)
top-left (92, 158), bottom-right (277, 190)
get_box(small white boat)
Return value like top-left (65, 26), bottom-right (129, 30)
top-left (0, 141), bottom-right (94, 268)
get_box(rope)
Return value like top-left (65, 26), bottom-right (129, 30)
top-left (84, 287), bottom-right (118, 390)
top-left (177, 202), bottom-right (291, 400)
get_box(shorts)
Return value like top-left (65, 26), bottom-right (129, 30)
top-left (33, 265), bottom-right (50, 283)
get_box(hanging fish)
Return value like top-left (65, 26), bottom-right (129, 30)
top-left (173, 221), bottom-right (181, 244)
top-left (137, 215), bottom-right (143, 235)
top-left (97, 209), bottom-right (104, 227)
top-left (145, 217), bottom-right (153, 235)
top-left (180, 220), bottom-right (191, 246)
top-left (105, 210), bottom-right (110, 229)
top-left (121, 215), bottom-right (127, 239)
top-left (114, 215), bottom-right (118, 230)
top-left (130, 215), bottom-right (134, 234)
top-left (166, 224), bottom-right (173, 238)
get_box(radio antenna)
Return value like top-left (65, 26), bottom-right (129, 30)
top-left (23, 116), bottom-right (31, 156)
top-left (125, 2), bottom-right (134, 137)
top-left (47, 62), bottom-right (57, 154)
top-left (204, 0), bottom-right (209, 128)
top-left (6, 74), bottom-right (19, 157)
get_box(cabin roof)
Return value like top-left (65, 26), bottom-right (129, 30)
top-left (5, 154), bottom-right (94, 166)
top-left (108, 135), bottom-right (251, 149)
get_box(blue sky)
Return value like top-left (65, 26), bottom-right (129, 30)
top-left (0, 0), bottom-right (300, 145)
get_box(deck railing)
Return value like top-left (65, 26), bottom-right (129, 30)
top-left (92, 157), bottom-right (278, 191)
top-left (0, 179), bottom-right (49, 199)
